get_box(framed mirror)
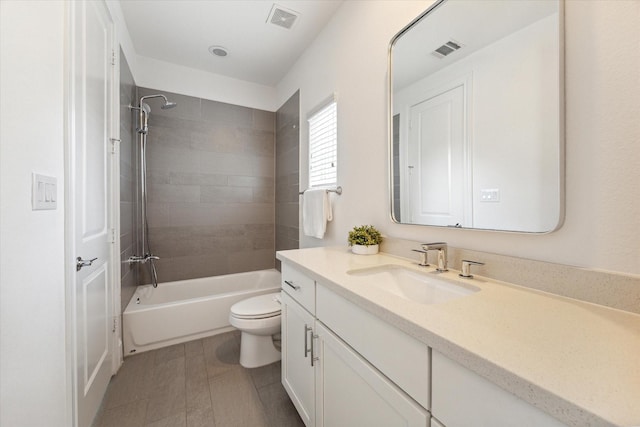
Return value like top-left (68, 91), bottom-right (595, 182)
top-left (389, 0), bottom-right (564, 233)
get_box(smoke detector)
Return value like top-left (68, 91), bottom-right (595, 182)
top-left (431, 40), bottom-right (463, 59)
top-left (267, 4), bottom-right (300, 30)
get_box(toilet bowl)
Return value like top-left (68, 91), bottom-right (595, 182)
top-left (229, 292), bottom-right (282, 368)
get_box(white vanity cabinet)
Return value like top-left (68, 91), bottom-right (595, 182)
top-left (281, 264), bottom-right (316, 426)
top-left (281, 263), bottom-right (429, 427)
top-left (314, 322), bottom-right (429, 427)
top-left (431, 351), bottom-right (568, 427)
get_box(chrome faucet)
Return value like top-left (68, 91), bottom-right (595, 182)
top-left (421, 242), bottom-right (448, 272)
top-left (411, 249), bottom-right (429, 267)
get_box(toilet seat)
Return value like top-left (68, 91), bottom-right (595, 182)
top-left (230, 292), bottom-right (281, 320)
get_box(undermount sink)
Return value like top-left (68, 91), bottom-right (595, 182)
top-left (347, 265), bottom-right (479, 305)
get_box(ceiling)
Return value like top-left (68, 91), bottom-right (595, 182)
top-left (119, 0), bottom-right (344, 87)
top-left (392, 0), bottom-right (558, 90)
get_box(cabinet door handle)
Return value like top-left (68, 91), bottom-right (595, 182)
top-left (284, 280), bottom-right (300, 291)
top-left (310, 333), bottom-right (319, 367)
top-left (304, 325), bottom-right (312, 358)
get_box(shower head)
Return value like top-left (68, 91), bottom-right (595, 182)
top-left (136, 94), bottom-right (176, 134)
top-left (139, 94), bottom-right (177, 111)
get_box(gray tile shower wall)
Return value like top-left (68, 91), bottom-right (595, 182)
top-left (137, 87), bottom-right (276, 283)
top-left (275, 91), bottom-right (300, 271)
top-left (119, 49), bottom-right (138, 311)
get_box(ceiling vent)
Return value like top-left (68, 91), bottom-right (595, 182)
top-left (267, 4), bottom-right (300, 30)
top-left (431, 40), bottom-right (463, 59)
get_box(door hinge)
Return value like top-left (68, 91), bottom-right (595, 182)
top-left (112, 316), bottom-right (118, 333)
top-left (111, 49), bottom-right (116, 66)
top-left (109, 228), bottom-right (116, 244)
top-left (110, 138), bottom-right (120, 154)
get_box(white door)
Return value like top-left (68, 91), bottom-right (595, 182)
top-left (68, 1), bottom-right (115, 426)
top-left (314, 323), bottom-right (429, 427)
top-left (281, 292), bottom-right (316, 426)
top-left (407, 85), bottom-right (469, 226)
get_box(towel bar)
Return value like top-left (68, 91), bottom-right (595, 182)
top-left (299, 186), bottom-right (342, 196)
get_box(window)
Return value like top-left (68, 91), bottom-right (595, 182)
top-left (308, 98), bottom-right (337, 187)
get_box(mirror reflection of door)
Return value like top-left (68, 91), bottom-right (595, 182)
top-left (404, 84), bottom-right (470, 226)
top-left (390, 0), bottom-right (562, 232)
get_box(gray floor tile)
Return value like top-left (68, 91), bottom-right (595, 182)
top-left (104, 352), bottom-right (155, 409)
top-left (151, 356), bottom-right (186, 390)
top-left (249, 361), bottom-right (281, 389)
top-left (186, 378), bottom-right (212, 411)
top-left (146, 380), bottom-right (186, 423)
top-left (154, 343), bottom-right (185, 364)
top-left (209, 369), bottom-right (270, 427)
top-left (185, 339), bottom-right (204, 357)
top-left (145, 412), bottom-right (186, 427)
top-left (257, 382), bottom-right (305, 427)
top-left (186, 354), bottom-right (207, 383)
top-left (187, 406), bottom-right (216, 427)
top-left (98, 399), bottom-right (148, 427)
top-left (202, 333), bottom-right (242, 378)
top-left (94, 332), bottom-right (302, 427)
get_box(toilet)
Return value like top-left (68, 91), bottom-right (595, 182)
top-left (229, 292), bottom-right (282, 368)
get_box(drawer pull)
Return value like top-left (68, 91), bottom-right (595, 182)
top-left (311, 333), bottom-right (319, 367)
top-left (284, 280), bottom-right (300, 291)
top-left (304, 325), bottom-right (312, 358)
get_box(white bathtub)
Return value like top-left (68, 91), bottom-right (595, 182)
top-left (123, 269), bottom-right (281, 355)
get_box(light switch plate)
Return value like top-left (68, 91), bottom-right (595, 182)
top-left (32, 173), bottom-right (57, 210)
top-left (480, 188), bottom-right (500, 202)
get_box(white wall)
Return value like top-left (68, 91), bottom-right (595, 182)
top-left (277, 0), bottom-right (640, 275)
top-left (0, 1), bottom-right (69, 426)
top-left (135, 55), bottom-right (278, 111)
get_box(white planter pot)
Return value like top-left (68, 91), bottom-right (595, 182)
top-left (351, 244), bottom-right (379, 255)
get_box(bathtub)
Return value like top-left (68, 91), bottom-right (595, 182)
top-left (123, 269), bottom-right (281, 355)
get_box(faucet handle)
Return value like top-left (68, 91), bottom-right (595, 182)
top-left (459, 260), bottom-right (485, 279)
top-left (411, 249), bottom-right (429, 267)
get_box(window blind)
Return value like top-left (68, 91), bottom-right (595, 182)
top-left (308, 100), bottom-right (337, 187)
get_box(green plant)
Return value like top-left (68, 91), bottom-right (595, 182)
top-left (348, 225), bottom-right (382, 247)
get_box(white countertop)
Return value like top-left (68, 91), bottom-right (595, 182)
top-left (276, 246), bottom-right (640, 427)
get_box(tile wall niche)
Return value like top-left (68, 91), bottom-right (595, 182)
top-left (119, 49), bottom-right (139, 311)
top-left (138, 87), bottom-right (276, 283)
top-left (275, 91), bottom-right (300, 270)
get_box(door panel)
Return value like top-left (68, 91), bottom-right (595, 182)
top-left (408, 85), bottom-right (468, 226)
top-left (69, 1), bottom-right (115, 426)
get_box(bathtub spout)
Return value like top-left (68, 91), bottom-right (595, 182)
top-left (127, 254), bottom-right (160, 264)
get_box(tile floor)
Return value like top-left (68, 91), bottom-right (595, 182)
top-left (93, 331), bottom-right (304, 427)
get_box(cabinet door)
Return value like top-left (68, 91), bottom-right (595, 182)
top-left (282, 292), bottom-right (316, 426)
top-left (432, 351), bottom-right (567, 427)
top-left (315, 323), bottom-right (429, 427)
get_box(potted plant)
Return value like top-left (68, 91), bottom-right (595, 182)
top-left (348, 225), bottom-right (383, 255)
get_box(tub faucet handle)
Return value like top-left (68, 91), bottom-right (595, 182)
top-left (459, 260), bottom-right (485, 279)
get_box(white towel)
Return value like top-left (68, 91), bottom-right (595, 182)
top-left (302, 188), bottom-right (332, 239)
